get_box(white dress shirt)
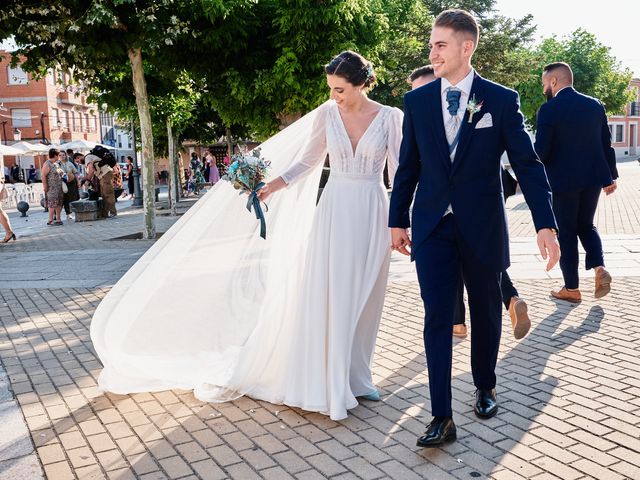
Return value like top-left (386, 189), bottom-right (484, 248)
top-left (440, 68), bottom-right (475, 215)
top-left (440, 67), bottom-right (476, 159)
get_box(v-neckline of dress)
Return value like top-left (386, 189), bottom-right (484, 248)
top-left (335, 103), bottom-right (386, 158)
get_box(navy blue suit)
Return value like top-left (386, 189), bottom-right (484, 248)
top-left (535, 87), bottom-right (618, 289)
top-left (389, 74), bottom-right (556, 417)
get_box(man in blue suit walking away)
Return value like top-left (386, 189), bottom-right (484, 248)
top-left (389, 9), bottom-right (560, 447)
top-left (535, 62), bottom-right (618, 304)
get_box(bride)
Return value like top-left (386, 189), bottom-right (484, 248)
top-left (90, 50), bottom-right (403, 421)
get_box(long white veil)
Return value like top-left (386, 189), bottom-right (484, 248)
top-left (90, 102), bottom-right (328, 402)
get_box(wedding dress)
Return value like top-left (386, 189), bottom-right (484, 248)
top-left (91, 100), bottom-right (403, 421)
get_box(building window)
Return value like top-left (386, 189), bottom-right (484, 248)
top-left (630, 102), bottom-right (639, 117)
top-left (47, 69), bottom-right (55, 85)
top-left (615, 124), bottom-right (624, 143)
top-left (7, 65), bottom-right (28, 85)
top-left (12, 108), bottom-right (32, 127)
top-left (118, 134), bottom-right (123, 148)
top-left (62, 110), bottom-right (69, 129)
top-left (52, 108), bottom-right (60, 128)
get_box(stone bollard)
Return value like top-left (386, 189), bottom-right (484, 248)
top-left (70, 200), bottom-right (100, 222)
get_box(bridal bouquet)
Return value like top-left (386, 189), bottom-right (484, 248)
top-left (222, 148), bottom-right (271, 239)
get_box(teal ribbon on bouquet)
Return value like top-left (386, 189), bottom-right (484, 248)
top-left (246, 182), bottom-right (268, 239)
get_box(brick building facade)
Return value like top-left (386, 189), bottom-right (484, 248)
top-left (0, 50), bottom-right (101, 167)
top-left (608, 77), bottom-right (640, 158)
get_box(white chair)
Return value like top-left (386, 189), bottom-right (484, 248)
top-left (13, 183), bottom-right (29, 203)
top-left (2, 184), bottom-right (17, 208)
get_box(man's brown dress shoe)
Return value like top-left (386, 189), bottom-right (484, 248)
top-left (551, 287), bottom-right (581, 303)
top-left (594, 266), bottom-right (612, 298)
top-left (509, 297), bottom-right (530, 340)
top-left (452, 324), bottom-right (467, 338)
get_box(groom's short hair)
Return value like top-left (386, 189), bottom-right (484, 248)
top-left (434, 9), bottom-right (479, 44)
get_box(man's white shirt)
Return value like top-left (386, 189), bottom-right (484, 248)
top-left (440, 68), bottom-right (475, 215)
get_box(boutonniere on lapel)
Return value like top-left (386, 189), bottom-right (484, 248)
top-left (466, 95), bottom-right (483, 123)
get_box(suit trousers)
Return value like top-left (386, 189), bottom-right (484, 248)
top-left (553, 186), bottom-right (604, 289)
top-left (414, 214), bottom-right (502, 417)
top-left (99, 172), bottom-right (117, 218)
top-left (454, 269), bottom-right (519, 325)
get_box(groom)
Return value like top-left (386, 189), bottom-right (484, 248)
top-left (389, 9), bottom-right (560, 447)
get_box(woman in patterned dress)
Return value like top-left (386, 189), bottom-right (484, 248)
top-left (42, 148), bottom-right (65, 226)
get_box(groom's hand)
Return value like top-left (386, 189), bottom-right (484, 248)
top-left (537, 228), bottom-right (560, 271)
top-left (391, 228), bottom-right (412, 256)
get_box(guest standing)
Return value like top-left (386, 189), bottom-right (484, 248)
top-left (42, 148), bottom-right (65, 226)
top-left (125, 156), bottom-right (135, 199)
top-left (59, 150), bottom-right (79, 220)
top-left (206, 152), bottom-right (220, 184)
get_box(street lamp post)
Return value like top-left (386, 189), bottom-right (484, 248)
top-left (1, 121), bottom-right (7, 145)
top-left (39, 112), bottom-right (47, 144)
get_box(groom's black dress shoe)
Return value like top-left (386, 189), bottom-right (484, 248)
top-left (416, 416), bottom-right (456, 447)
top-left (474, 388), bottom-right (498, 418)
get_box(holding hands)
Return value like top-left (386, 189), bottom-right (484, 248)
top-left (391, 228), bottom-right (412, 256)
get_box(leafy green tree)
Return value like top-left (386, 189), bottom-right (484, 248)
top-left (371, 0), bottom-right (537, 106)
top-left (0, 0), bottom-right (255, 238)
top-left (515, 29), bottom-right (634, 127)
top-left (189, 0), bottom-right (388, 137)
top-left (369, 0), bottom-right (433, 107)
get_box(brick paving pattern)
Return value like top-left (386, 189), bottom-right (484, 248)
top-left (1, 280), bottom-right (639, 479)
top-left (508, 160), bottom-right (640, 238)
top-left (0, 162), bottom-right (639, 479)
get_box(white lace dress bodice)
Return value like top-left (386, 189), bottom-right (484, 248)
top-left (281, 101), bottom-right (402, 184)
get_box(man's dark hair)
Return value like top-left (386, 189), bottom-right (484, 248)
top-left (48, 148), bottom-right (59, 159)
top-left (543, 62), bottom-right (574, 83)
top-left (73, 152), bottom-right (84, 161)
top-left (66, 148), bottom-right (74, 156)
top-left (409, 65), bottom-right (435, 82)
top-left (126, 155), bottom-right (133, 162)
top-left (434, 9), bottom-right (479, 44)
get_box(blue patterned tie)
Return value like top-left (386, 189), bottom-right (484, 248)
top-left (445, 88), bottom-right (462, 153)
top-left (446, 88), bottom-right (461, 116)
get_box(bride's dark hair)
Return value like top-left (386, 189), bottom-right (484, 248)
top-left (325, 51), bottom-right (376, 88)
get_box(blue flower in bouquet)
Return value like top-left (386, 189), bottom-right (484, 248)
top-left (221, 148), bottom-right (271, 239)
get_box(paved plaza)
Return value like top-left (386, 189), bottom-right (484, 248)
top-left (1, 161), bottom-right (639, 480)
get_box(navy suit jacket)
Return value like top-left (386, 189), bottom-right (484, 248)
top-left (389, 74), bottom-right (557, 272)
top-left (534, 87), bottom-right (618, 192)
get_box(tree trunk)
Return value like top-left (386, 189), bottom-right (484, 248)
top-left (128, 47), bottom-right (156, 239)
top-left (173, 135), bottom-right (181, 201)
top-left (226, 127), bottom-right (233, 159)
top-left (166, 118), bottom-right (177, 216)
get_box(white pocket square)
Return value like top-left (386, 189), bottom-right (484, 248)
top-left (475, 113), bottom-right (493, 129)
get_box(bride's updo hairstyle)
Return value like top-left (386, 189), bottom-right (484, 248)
top-left (325, 50), bottom-right (376, 89)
